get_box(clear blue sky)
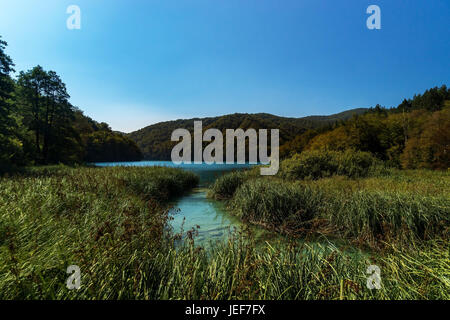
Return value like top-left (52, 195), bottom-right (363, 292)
top-left (1, 0), bottom-right (449, 132)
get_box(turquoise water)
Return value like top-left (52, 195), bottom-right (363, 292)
top-left (95, 161), bottom-right (257, 243)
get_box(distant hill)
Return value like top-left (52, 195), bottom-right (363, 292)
top-left (303, 108), bottom-right (368, 122)
top-left (128, 108), bottom-right (367, 160)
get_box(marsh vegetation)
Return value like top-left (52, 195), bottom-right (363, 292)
top-left (0, 160), bottom-right (448, 299)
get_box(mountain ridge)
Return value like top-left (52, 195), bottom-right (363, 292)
top-left (127, 108), bottom-right (368, 160)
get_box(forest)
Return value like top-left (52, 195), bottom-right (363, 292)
top-left (128, 109), bottom-right (368, 160)
top-left (281, 89), bottom-right (449, 169)
top-left (0, 36), bottom-right (142, 172)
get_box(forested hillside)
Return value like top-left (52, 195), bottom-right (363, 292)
top-left (283, 86), bottom-right (450, 169)
top-left (0, 36), bottom-right (142, 171)
top-left (283, 85), bottom-right (450, 169)
top-left (128, 109), bottom-right (367, 160)
top-left (129, 86), bottom-right (449, 169)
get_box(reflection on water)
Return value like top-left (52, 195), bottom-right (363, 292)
top-left (95, 161), bottom-right (259, 244)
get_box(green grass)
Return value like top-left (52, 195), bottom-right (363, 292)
top-left (229, 178), bottom-right (320, 227)
top-left (206, 168), bottom-right (449, 300)
top-left (0, 165), bottom-right (448, 299)
top-left (212, 171), bottom-right (449, 247)
top-left (130, 236), bottom-right (449, 300)
top-left (0, 166), bottom-right (198, 299)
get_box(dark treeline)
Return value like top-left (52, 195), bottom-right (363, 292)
top-left (0, 36), bottom-right (142, 170)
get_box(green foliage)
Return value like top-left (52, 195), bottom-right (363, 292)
top-left (1, 166), bottom-right (447, 299)
top-left (303, 86), bottom-right (450, 169)
top-left (0, 166), bottom-right (198, 299)
top-left (16, 66), bottom-right (76, 163)
top-left (212, 169), bottom-right (450, 246)
top-left (280, 150), bottom-right (379, 180)
top-left (208, 169), bottom-right (257, 199)
top-left (0, 36), bottom-right (21, 168)
top-left (230, 179), bottom-right (320, 226)
top-left (400, 106), bottom-right (450, 169)
top-left (83, 131), bottom-right (142, 162)
top-left (395, 85), bottom-right (450, 112)
top-left (0, 35), bottom-right (145, 167)
top-left (128, 110), bottom-right (367, 160)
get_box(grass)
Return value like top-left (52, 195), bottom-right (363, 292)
top-left (207, 164), bottom-right (449, 299)
top-left (229, 178), bottom-right (320, 226)
top-left (0, 165), bottom-right (448, 299)
top-left (210, 165), bottom-right (449, 247)
top-left (134, 236), bottom-right (449, 300)
top-left (0, 166), bottom-right (198, 299)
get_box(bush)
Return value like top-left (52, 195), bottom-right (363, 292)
top-left (208, 170), bottom-right (254, 199)
top-left (337, 150), bottom-right (379, 178)
top-left (280, 150), bottom-right (379, 180)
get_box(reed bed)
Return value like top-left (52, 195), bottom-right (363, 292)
top-left (0, 165), bottom-right (448, 299)
top-left (214, 175), bottom-right (449, 246)
top-left (0, 166), bottom-right (198, 299)
top-left (210, 159), bottom-right (449, 245)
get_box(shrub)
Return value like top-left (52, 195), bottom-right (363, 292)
top-left (336, 150), bottom-right (379, 178)
top-left (280, 150), bottom-right (379, 180)
top-left (208, 170), bottom-right (255, 199)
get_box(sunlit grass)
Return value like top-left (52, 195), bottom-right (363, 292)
top-left (0, 165), bottom-right (448, 299)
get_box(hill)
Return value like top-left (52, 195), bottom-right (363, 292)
top-left (303, 108), bottom-right (368, 122)
top-left (128, 109), bottom-right (367, 160)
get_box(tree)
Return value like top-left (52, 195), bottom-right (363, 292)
top-left (0, 36), bottom-right (22, 167)
top-left (401, 107), bottom-right (450, 169)
top-left (16, 66), bottom-right (47, 162)
top-left (42, 71), bottom-right (72, 163)
top-left (83, 131), bottom-right (143, 162)
top-left (17, 66), bottom-right (81, 163)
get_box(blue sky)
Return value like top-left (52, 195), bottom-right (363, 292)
top-left (1, 0), bottom-right (449, 132)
